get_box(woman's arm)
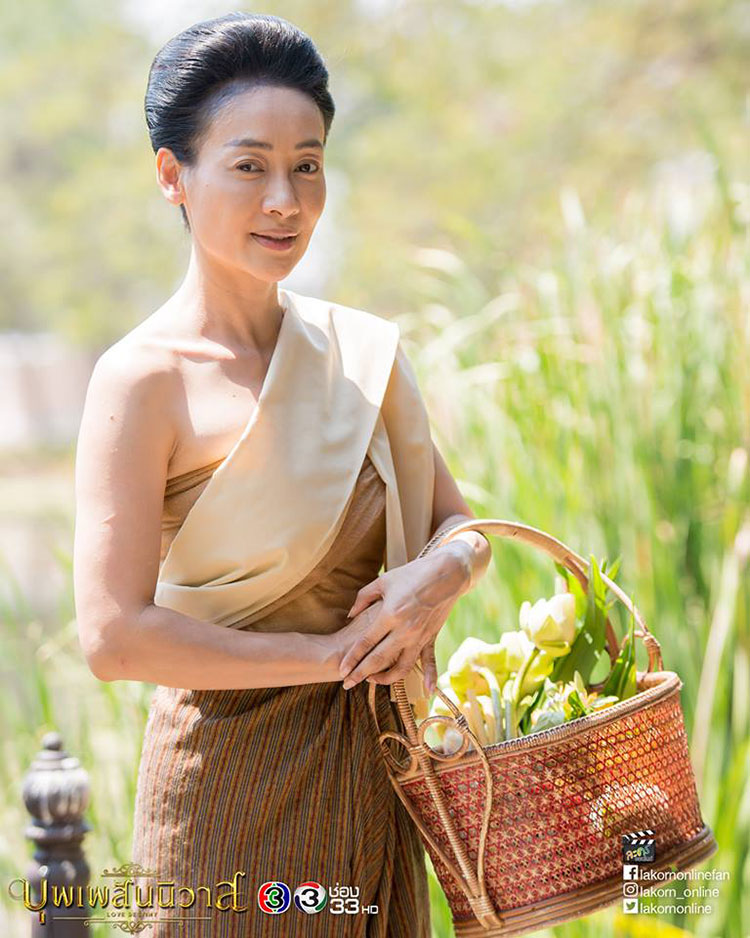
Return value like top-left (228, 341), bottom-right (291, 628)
top-left (426, 440), bottom-right (492, 590)
top-left (337, 441), bottom-right (492, 692)
top-left (73, 345), bottom-right (340, 689)
top-left (103, 602), bottom-right (340, 688)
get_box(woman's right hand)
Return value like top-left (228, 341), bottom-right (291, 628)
top-left (329, 598), bottom-right (386, 674)
top-left (328, 594), bottom-right (439, 694)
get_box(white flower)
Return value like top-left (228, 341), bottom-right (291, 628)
top-left (519, 592), bottom-right (577, 656)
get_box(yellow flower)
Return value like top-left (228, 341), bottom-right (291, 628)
top-left (519, 592), bottom-right (577, 657)
top-left (516, 648), bottom-right (555, 697)
top-left (423, 682), bottom-right (463, 752)
top-left (446, 632), bottom-right (534, 698)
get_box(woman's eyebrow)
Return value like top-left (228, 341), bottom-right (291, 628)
top-left (223, 137), bottom-right (323, 150)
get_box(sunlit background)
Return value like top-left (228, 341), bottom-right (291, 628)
top-left (1, 0), bottom-right (748, 935)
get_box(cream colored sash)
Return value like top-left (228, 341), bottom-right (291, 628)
top-left (154, 287), bottom-right (435, 705)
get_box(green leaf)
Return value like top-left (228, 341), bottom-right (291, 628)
top-left (567, 689), bottom-right (588, 720)
top-left (589, 648), bottom-right (613, 683)
top-left (529, 710), bottom-right (566, 734)
top-left (601, 596), bottom-right (637, 699)
top-left (551, 554), bottom-right (608, 684)
top-left (619, 600), bottom-right (638, 700)
top-left (601, 554), bottom-right (622, 583)
top-left (553, 562), bottom-right (587, 620)
top-left (601, 637), bottom-right (628, 698)
top-left (621, 657), bottom-right (638, 700)
top-left (518, 680), bottom-right (547, 734)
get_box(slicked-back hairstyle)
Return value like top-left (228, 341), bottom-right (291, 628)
top-left (144, 12), bottom-right (335, 230)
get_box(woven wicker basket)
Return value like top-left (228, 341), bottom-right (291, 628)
top-left (367, 519), bottom-right (717, 936)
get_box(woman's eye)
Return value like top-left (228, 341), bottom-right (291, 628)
top-left (236, 162), bottom-right (320, 174)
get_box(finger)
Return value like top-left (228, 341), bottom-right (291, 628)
top-left (342, 637), bottom-right (401, 689)
top-left (346, 576), bottom-right (384, 620)
top-left (366, 647), bottom-right (420, 686)
top-left (420, 640), bottom-right (438, 695)
top-left (338, 606), bottom-right (389, 676)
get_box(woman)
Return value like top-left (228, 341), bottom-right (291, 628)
top-left (73, 12), bottom-right (491, 937)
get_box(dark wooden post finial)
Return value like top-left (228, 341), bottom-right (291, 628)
top-left (22, 732), bottom-right (92, 936)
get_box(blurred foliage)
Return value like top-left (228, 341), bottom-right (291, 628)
top-left (1, 0), bottom-right (749, 341)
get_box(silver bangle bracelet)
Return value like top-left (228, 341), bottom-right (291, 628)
top-left (421, 521), bottom-right (491, 591)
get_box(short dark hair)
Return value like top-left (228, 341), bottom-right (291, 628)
top-left (144, 12), bottom-right (335, 231)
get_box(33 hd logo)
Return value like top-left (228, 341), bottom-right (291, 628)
top-left (257, 881), bottom-right (291, 914)
top-left (294, 882), bottom-right (328, 914)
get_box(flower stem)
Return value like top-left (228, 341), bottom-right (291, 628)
top-left (513, 647), bottom-right (540, 708)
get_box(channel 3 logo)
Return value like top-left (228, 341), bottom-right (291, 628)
top-left (294, 882), bottom-right (328, 914)
top-left (257, 881), bottom-right (291, 914)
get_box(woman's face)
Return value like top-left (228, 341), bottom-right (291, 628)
top-left (164, 83), bottom-right (327, 282)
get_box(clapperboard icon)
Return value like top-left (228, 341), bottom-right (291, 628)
top-left (622, 830), bottom-right (656, 863)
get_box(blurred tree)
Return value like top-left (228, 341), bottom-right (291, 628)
top-left (0, 0), bottom-right (747, 344)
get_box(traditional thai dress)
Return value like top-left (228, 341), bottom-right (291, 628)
top-left (130, 288), bottom-right (436, 936)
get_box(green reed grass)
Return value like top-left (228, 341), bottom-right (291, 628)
top-left (402, 174), bottom-right (749, 937)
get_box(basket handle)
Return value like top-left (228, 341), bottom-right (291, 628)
top-left (417, 517), bottom-right (663, 674)
top-left (369, 517), bottom-right (663, 748)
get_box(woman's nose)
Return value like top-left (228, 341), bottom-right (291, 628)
top-left (261, 174), bottom-right (300, 213)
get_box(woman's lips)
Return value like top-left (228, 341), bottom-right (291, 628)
top-left (251, 232), bottom-right (298, 251)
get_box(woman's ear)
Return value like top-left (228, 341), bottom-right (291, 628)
top-left (155, 147), bottom-right (186, 209)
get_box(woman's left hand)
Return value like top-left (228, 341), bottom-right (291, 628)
top-left (337, 543), bottom-right (473, 693)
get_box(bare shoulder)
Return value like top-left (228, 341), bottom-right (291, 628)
top-left (90, 320), bottom-right (181, 400)
top-left (86, 318), bottom-right (184, 426)
top-left (75, 319), bottom-right (185, 498)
